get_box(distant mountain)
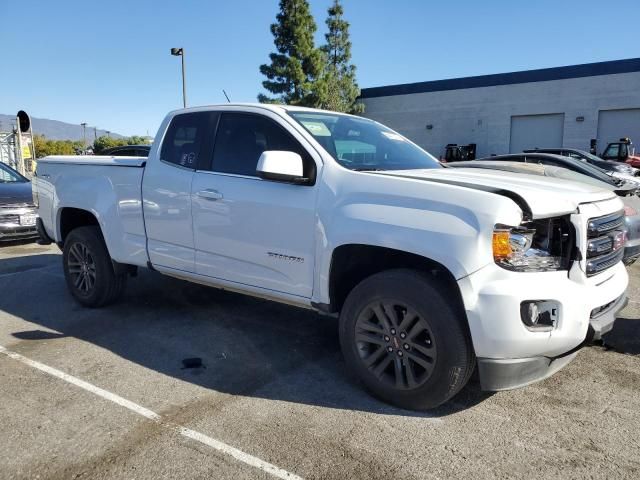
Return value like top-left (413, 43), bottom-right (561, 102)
top-left (0, 114), bottom-right (125, 141)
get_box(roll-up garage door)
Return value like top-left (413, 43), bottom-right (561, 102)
top-left (509, 113), bottom-right (565, 153)
top-left (597, 109), bottom-right (640, 151)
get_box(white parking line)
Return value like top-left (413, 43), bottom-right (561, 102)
top-left (0, 345), bottom-right (303, 480)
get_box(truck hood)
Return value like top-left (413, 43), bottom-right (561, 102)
top-left (375, 168), bottom-right (617, 218)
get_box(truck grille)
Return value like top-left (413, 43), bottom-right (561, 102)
top-left (0, 214), bottom-right (21, 224)
top-left (585, 211), bottom-right (625, 276)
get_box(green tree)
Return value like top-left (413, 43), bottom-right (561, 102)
top-left (33, 135), bottom-right (78, 157)
top-left (318, 0), bottom-right (363, 113)
top-left (93, 136), bottom-right (127, 154)
top-left (127, 135), bottom-right (148, 145)
top-left (258, 0), bottom-right (325, 106)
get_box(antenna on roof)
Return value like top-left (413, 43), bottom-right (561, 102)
top-left (222, 89), bottom-right (231, 103)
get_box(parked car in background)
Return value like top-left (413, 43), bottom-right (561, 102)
top-left (34, 104), bottom-right (628, 410)
top-left (480, 152), bottom-right (638, 189)
top-left (601, 138), bottom-right (640, 168)
top-left (100, 145), bottom-right (151, 157)
top-left (449, 160), bottom-right (640, 265)
top-left (0, 162), bottom-right (38, 242)
top-left (524, 148), bottom-right (640, 187)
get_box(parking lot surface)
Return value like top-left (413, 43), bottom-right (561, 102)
top-left (1, 242), bottom-right (639, 479)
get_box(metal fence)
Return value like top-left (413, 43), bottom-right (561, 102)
top-left (0, 131), bottom-right (19, 171)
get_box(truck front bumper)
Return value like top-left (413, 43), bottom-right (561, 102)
top-left (458, 261), bottom-right (629, 391)
top-left (477, 350), bottom-right (579, 391)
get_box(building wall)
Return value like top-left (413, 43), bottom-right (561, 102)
top-left (360, 71), bottom-right (640, 159)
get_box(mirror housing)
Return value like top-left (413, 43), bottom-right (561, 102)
top-left (256, 151), bottom-right (308, 184)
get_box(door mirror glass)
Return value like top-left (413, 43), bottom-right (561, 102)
top-left (257, 151), bottom-right (307, 183)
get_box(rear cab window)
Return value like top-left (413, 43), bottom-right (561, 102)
top-left (160, 112), bottom-right (218, 169)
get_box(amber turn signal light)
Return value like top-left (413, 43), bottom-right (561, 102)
top-left (493, 230), bottom-right (512, 259)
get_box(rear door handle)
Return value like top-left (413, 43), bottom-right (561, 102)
top-left (196, 189), bottom-right (223, 201)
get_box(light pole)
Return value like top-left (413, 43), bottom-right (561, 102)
top-left (170, 47), bottom-right (187, 108)
top-left (80, 122), bottom-right (87, 150)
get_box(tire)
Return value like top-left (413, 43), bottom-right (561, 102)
top-left (62, 226), bottom-right (127, 307)
top-left (339, 269), bottom-right (475, 410)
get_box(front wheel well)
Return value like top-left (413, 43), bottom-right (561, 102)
top-left (328, 244), bottom-right (465, 317)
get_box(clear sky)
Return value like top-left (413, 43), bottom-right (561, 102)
top-left (1, 0), bottom-right (638, 137)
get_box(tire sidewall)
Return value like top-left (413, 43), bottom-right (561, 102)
top-left (339, 269), bottom-right (472, 410)
top-left (62, 227), bottom-right (114, 307)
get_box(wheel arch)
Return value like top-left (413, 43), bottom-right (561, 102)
top-left (57, 207), bottom-right (101, 245)
top-left (324, 244), bottom-right (467, 321)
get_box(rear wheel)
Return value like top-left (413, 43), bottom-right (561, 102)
top-left (63, 226), bottom-right (126, 307)
top-left (339, 269), bottom-right (475, 410)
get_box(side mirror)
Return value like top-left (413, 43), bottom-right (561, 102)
top-left (256, 151), bottom-right (308, 184)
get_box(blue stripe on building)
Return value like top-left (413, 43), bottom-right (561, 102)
top-left (359, 58), bottom-right (640, 99)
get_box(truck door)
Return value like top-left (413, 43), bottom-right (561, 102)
top-left (142, 111), bottom-right (216, 272)
top-left (190, 111), bottom-right (319, 298)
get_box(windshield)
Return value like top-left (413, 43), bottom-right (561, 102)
top-left (576, 150), bottom-right (611, 164)
top-left (289, 111), bottom-right (441, 171)
top-left (0, 163), bottom-right (27, 183)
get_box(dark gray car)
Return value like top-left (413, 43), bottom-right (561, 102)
top-left (0, 163), bottom-right (38, 241)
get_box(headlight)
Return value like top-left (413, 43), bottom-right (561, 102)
top-left (493, 217), bottom-right (573, 271)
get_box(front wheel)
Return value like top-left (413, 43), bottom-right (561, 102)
top-left (62, 226), bottom-right (126, 307)
top-left (339, 269), bottom-right (475, 410)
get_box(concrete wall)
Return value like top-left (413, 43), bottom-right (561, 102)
top-left (361, 71), bottom-right (640, 159)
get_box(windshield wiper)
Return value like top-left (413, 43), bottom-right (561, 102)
top-left (352, 167), bottom-right (386, 172)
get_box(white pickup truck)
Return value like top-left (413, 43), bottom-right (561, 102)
top-left (34, 104), bottom-right (629, 410)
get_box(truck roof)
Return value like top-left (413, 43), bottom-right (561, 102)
top-left (166, 103), bottom-right (362, 118)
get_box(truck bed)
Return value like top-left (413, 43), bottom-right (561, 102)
top-left (37, 155), bottom-right (146, 168)
top-left (34, 155), bottom-right (148, 267)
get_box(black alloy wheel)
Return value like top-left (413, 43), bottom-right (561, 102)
top-left (67, 242), bottom-right (97, 295)
top-left (354, 301), bottom-right (437, 390)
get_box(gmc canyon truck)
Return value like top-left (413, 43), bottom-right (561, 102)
top-left (33, 104), bottom-right (629, 410)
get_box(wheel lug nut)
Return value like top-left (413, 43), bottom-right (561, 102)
top-left (400, 332), bottom-right (406, 339)
top-left (397, 351), bottom-right (403, 357)
top-left (387, 346), bottom-right (393, 353)
top-left (390, 328), bottom-right (396, 335)
top-left (403, 344), bottom-right (410, 350)
top-left (384, 335), bottom-right (390, 342)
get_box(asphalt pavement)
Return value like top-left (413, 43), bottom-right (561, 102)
top-left (1, 242), bottom-right (639, 479)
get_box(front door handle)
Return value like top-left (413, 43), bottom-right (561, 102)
top-left (196, 189), bottom-right (223, 201)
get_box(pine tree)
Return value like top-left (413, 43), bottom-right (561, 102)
top-left (318, 0), bottom-right (364, 113)
top-left (258, 0), bottom-right (325, 106)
